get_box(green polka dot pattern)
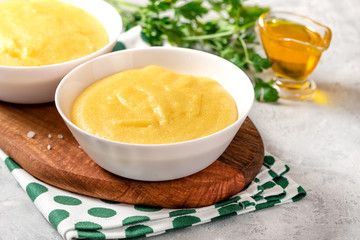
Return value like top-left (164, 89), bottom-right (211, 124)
top-left (215, 196), bottom-right (241, 208)
top-left (1, 147), bottom-right (306, 239)
top-left (274, 176), bottom-right (289, 188)
top-left (4, 157), bottom-right (22, 172)
top-left (292, 186), bottom-right (307, 202)
top-left (100, 199), bottom-right (120, 204)
top-left (54, 196), bottom-right (82, 206)
top-left (255, 199), bottom-right (281, 210)
top-left (261, 181), bottom-right (276, 190)
top-left (123, 216), bottom-right (150, 226)
top-left (265, 192), bottom-right (286, 202)
top-left (218, 203), bottom-right (243, 216)
top-left (169, 209), bottom-right (196, 217)
top-left (140, 31), bottom-right (149, 43)
top-left (125, 224), bottom-right (154, 238)
top-left (48, 209), bottom-right (69, 230)
top-left (88, 207), bottom-right (117, 218)
top-left (78, 230), bottom-right (106, 239)
top-left (242, 200), bottom-right (256, 208)
top-left (268, 169), bottom-right (278, 178)
top-left (172, 215), bottom-right (201, 229)
top-left (26, 182), bottom-right (48, 202)
top-left (112, 41), bottom-right (126, 52)
top-left (264, 155), bottom-right (275, 166)
top-left (75, 221), bottom-right (102, 230)
top-left (134, 205), bottom-right (162, 212)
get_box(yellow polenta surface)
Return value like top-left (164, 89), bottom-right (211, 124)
top-left (0, 0), bottom-right (109, 66)
top-left (71, 65), bottom-right (238, 144)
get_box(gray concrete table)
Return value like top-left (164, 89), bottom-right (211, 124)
top-left (1, 0), bottom-right (359, 239)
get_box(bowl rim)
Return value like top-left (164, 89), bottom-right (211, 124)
top-left (55, 47), bottom-right (254, 148)
top-left (0, 0), bottom-right (122, 70)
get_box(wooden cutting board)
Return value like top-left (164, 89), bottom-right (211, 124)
top-left (0, 101), bottom-right (264, 208)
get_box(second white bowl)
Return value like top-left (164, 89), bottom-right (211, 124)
top-left (55, 47), bottom-right (254, 181)
top-left (0, 0), bottom-right (122, 104)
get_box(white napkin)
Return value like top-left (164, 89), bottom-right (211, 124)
top-left (1, 148), bottom-right (305, 240)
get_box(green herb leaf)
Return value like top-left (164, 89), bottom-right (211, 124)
top-left (249, 51), bottom-right (271, 73)
top-left (178, 1), bottom-right (208, 20)
top-left (254, 78), bottom-right (279, 102)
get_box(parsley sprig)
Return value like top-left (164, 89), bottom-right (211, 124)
top-left (106, 0), bottom-right (279, 102)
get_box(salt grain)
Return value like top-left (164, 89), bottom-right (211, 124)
top-left (47, 145), bottom-right (51, 150)
top-left (48, 134), bottom-right (52, 139)
top-left (78, 145), bottom-right (82, 149)
top-left (57, 134), bottom-right (64, 139)
top-left (27, 131), bottom-right (35, 138)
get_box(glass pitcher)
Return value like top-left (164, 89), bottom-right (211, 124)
top-left (256, 11), bottom-right (332, 100)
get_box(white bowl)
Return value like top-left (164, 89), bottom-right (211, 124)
top-left (55, 47), bottom-right (254, 181)
top-left (0, 0), bottom-right (122, 104)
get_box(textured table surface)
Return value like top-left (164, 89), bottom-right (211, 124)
top-left (1, 0), bottom-right (360, 239)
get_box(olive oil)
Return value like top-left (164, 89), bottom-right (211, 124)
top-left (256, 11), bottom-right (331, 99)
top-left (259, 19), bottom-right (323, 80)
